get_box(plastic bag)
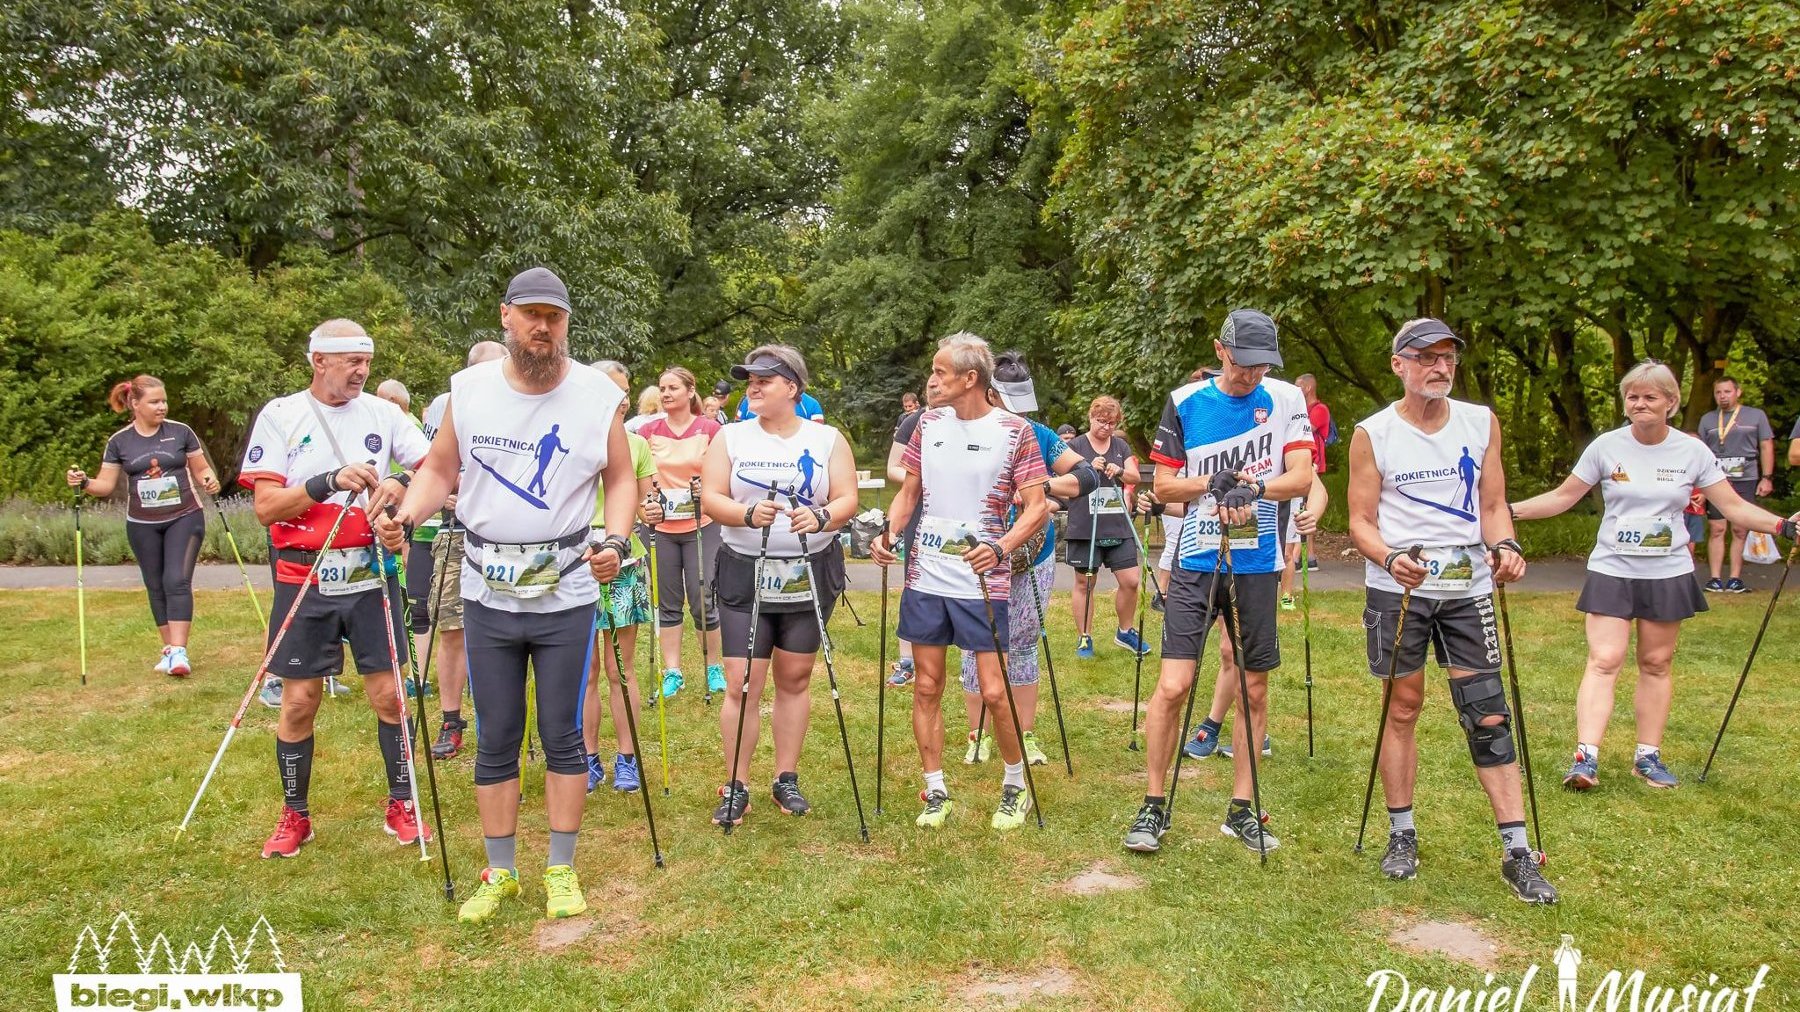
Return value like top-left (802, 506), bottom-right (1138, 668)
top-left (1744, 530), bottom-right (1780, 565)
top-left (848, 509), bottom-right (886, 559)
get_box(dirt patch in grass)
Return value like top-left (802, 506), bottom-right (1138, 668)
top-left (533, 916), bottom-right (596, 951)
top-left (1096, 699), bottom-right (1140, 714)
top-left (1389, 918), bottom-right (1503, 971)
top-left (958, 962), bottom-right (1080, 1007)
top-left (1060, 861), bottom-right (1144, 896)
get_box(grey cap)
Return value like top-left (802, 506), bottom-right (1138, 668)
top-left (730, 355), bottom-right (801, 385)
top-left (1219, 309), bottom-right (1282, 368)
top-left (1392, 318), bottom-right (1464, 354)
top-left (504, 266), bottom-right (571, 313)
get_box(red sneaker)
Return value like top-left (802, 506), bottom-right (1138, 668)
top-left (261, 806), bottom-right (313, 859)
top-left (384, 798), bottom-right (431, 846)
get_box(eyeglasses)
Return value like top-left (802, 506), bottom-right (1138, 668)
top-left (1398, 351), bottom-right (1460, 368)
top-left (1089, 418), bottom-right (1117, 427)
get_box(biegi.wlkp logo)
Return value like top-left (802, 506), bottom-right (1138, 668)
top-left (53, 912), bottom-right (303, 1011)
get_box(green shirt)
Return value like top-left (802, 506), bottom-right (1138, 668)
top-left (592, 432), bottom-right (655, 555)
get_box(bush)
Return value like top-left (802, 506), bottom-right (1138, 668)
top-left (0, 497), bottom-right (267, 566)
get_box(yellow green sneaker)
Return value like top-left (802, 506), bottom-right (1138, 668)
top-left (916, 789), bottom-right (955, 828)
top-left (457, 867), bottom-right (520, 924)
top-left (1022, 731), bottom-right (1048, 766)
top-left (543, 864), bottom-right (587, 919)
top-left (991, 784), bottom-right (1033, 831)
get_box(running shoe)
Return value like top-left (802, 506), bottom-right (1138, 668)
top-left (1501, 849), bottom-right (1557, 904)
top-left (1305, 556), bottom-right (1320, 572)
top-left (659, 669), bottom-right (684, 701)
top-left (1123, 803), bottom-right (1169, 853)
top-left (1280, 595), bottom-right (1297, 612)
top-left (916, 790), bottom-right (955, 828)
top-left (1726, 577), bottom-right (1749, 593)
top-left (1114, 628), bottom-right (1152, 657)
top-left (1151, 593), bottom-right (1165, 614)
top-left (1380, 829), bottom-right (1419, 880)
top-left (1220, 804), bottom-right (1280, 852)
top-left (457, 867), bottom-right (520, 925)
top-left (991, 785), bottom-right (1033, 830)
top-left (259, 677), bottom-right (284, 709)
top-left (888, 658), bottom-right (915, 686)
top-left (432, 720), bottom-right (465, 761)
top-left (1562, 750), bottom-right (1599, 790)
top-left (383, 798), bottom-right (430, 846)
top-left (1182, 724), bottom-right (1222, 760)
top-left (712, 781), bottom-right (750, 826)
top-left (324, 677), bottom-right (352, 698)
top-left (1219, 734), bottom-right (1273, 759)
top-left (155, 647), bottom-right (174, 675)
top-left (543, 865), bottom-right (587, 919)
top-left (586, 754), bottom-right (606, 794)
top-left (1022, 731), bottom-right (1048, 767)
top-left (612, 754), bottom-right (642, 793)
top-left (772, 772), bottom-right (810, 816)
top-left (406, 677), bottom-right (434, 698)
top-left (167, 646), bottom-right (191, 677)
top-left (962, 731), bottom-right (993, 764)
top-left (1632, 750), bottom-right (1679, 788)
top-left (1075, 634), bottom-right (1095, 659)
top-left (1705, 578), bottom-right (1725, 593)
top-left (706, 663), bottom-right (726, 694)
top-left (261, 806), bottom-right (313, 859)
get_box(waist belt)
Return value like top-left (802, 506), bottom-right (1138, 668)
top-left (463, 528), bottom-right (591, 577)
top-left (276, 546), bottom-right (378, 566)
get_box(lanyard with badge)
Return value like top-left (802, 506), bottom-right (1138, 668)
top-left (304, 397), bottom-right (384, 596)
top-left (1715, 406), bottom-right (1751, 478)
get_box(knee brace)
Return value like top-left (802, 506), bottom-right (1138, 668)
top-left (1448, 670), bottom-right (1516, 768)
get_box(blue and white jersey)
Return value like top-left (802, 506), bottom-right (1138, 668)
top-left (1149, 376), bottom-right (1312, 574)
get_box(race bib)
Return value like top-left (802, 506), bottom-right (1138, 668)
top-left (660, 487), bottom-right (697, 521)
top-left (1088, 486), bottom-right (1127, 516)
top-left (1613, 515), bottom-right (1677, 556)
top-left (757, 557), bottom-right (815, 604)
top-left (1719, 456), bottom-right (1750, 480)
top-left (1419, 547), bottom-right (1477, 593)
top-left (481, 541), bottom-right (565, 599)
top-left (1191, 508), bottom-right (1260, 551)
top-left (135, 474), bottom-right (181, 509)
top-left (918, 515), bottom-right (976, 557)
top-left (317, 547), bottom-right (382, 597)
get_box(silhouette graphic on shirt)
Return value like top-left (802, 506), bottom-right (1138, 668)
top-left (530, 424), bottom-right (569, 496)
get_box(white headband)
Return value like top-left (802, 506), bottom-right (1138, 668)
top-left (308, 326), bottom-right (374, 356)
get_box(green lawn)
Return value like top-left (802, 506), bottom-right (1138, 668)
top-left (3, 585), bottom-right (1796, 1009)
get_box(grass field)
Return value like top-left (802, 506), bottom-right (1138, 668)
top-left (3, 584), bottom-right (1797, 1010)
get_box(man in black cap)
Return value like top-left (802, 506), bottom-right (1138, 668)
top-left (1123, 309), bottom-right (1315, 857)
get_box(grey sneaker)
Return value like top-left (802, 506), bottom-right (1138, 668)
top-left (1123, 803), bottom-right (1169, 853)
top-left (1220, 804), bottom-right (1281, 852)
top-left (1380, 829), bottom-right (1419, 880)
top-left (259, 677), bottom-right (284, 709)
top-left (1562, 750), bottom-right (1599, 790)
top-left (1632, 750), bottom-right (1679, 788)
top-left (1502, 849), bottom-right (1558, 904)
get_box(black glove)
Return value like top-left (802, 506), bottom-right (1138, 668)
top-left (1220, 484), bottom-right (1259, 511)
top-left (1779, 519), bottom-right (1797, 542)
top-left (1209, 470), bottom-right (1239, 499)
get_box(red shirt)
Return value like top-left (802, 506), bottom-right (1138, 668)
top-left (1308, 401), bottom-right (1332, 474)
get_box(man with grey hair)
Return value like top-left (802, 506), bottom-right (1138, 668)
top-left (238, 317), bottom-right (434, 859)
top-left (871, 332), bottom-right (1051, 831)
top-left (376, 379), bottom-right (411, 414)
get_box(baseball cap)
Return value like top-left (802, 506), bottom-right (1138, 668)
top-left (504, 267), bottom-right (571, 313)
top-left (1391, 318), bottom-right (1464, 354)
top-left (730, 355), bottom-right (800, 385)
top-left (1218, 309), bottom-right (1282, 369)
top-left (712, 379), bottom-right (731, 397)
top-left (992, 351), bottom-right (1038, 413)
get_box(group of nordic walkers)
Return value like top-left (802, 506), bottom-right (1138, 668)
top-left (93, 263), bottom-right (1798, 925)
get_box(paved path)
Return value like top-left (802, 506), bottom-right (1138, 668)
top-left (5, 556), bottom-right (1788, 595)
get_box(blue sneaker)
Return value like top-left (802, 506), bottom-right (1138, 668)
top-left (1219, 734), bottom-right (1272, 759)
top-left (706, 664), bottom-right (727, 695)
top-left (659, 669), bottom-right (684, 701)
top-left (1075, 635), bottom-right (1095, 659)
top-left (585, 754), bottom-right (606, 794)
top-left (612, 754), bottom-right (642, 793)
top-left (1704, 578), bottom-right (1725, 593)
top-left (1563, 750), bottom-right (1599, 790)
top-left (1632, 750), bottom-right (1679, 788)
top-left (1725, 578), bottom-right (1749, 594)
top-left (1183, 724), bottom-right (1221, 760)
top-left (1114, 628), bottom-right (1152, 657)
top-left (888, 659), bottom-right (915, 687)
top-left (259, 677), bottom-right (283, 709)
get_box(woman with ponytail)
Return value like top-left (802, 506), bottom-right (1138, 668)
top-left (66, 375), bottom-right (220, 676)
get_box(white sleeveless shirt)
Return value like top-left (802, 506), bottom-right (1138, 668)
top-left (1360, 398), bottom-right (1495, 599)
top-left (718, 417), bottom-right (841, 558)
top-left (450, 359), bottom-right (624, 612)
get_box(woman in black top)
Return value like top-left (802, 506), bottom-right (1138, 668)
top-left (67, 375), bottom-right (220, 677)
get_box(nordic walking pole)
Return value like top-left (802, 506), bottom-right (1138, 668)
top-left (724, 488), bottom-right (779, 835)
top-left (367, 509), bottom-right (431, 862)
top-left (383, 506), bottom-right (454, 894)
top-left (962, 536), bottom-right (1044, 828)
top-left (606, 572), bottom-right (666, 868)
top-left (1492, 550), bottom-right (1543, 861)
top-left (1079, 472), bottom-right (1103, 647)
top-left (211, 495), bottom-right (268, 633)
top-left (1125, 504), bottom-right (1156, 750)
top-left (837, 588), bottom-right (865, 627)
top-left (1219, 535), bottom-right (1268, 866)
top-left (691, 476), bottom-right (716, 706)
top-left (1355, 545), bottom-right (1422, 854)
top-left (1164, 547), bottom-right (1229, 830)
top-left (793, 488), bottom-right (870, 842)
top-left (1020, 545), bottom-right (1073, 776)
top-left (1700, 533), bottom-right (1800, 782)
top-left (178, 505), bottom-right (354, 837)
top-left (1301, 535), bottom-right (1313, 758)
top-left (72, 484), bottom-right (89, 687)
top-left (875, 523), bottom-right (889, 815)
top-left (645, 515), bottom-right (671, 796)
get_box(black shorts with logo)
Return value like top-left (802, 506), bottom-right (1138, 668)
top-left (267, 574), bottom-right (407, 679)
top-left (1160, 566), bottom-right (1280, 670)
top-left (1362, 588), bottom-right (1500, 677)
top-left (1065, 537), bottom-right (1139, 574)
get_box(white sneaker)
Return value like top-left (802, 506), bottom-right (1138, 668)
top-left (154, 647), bottom-right (174, 674)
top-left (167, 646), bottom-right (191, 677)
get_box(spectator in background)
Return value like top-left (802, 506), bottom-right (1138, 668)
top-left (375, 378), bottom-right (412, 415)
top-left (1697, 376), bottom-right (1774, 593)
top-left (626, 384), bottom-right (664, 435)
top-left (1296, 373), bottom-right (1332, 571)
top-left (1787, 416), bottom-right (1800, 470)
top-left (737, 383), bottom-right (823, 422)
top-left (701, 394), bottom-right (729, 425)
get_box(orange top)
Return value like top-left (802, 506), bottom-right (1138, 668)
top-left (640, 414), bottom-right (721, 534)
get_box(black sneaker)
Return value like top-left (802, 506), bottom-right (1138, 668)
top-left (1380, 829), bottom-right (1419, 880)
top-left (772, 773), bottom-right (810, 816)
top-left (712, 781), bottom-right (750, 826)
top-left (431, 719), bottom-right (466, 761)
top-left (1123, 803), bottom-right (1169, 853)
top-left (1501, 848), bottom-right (1557, 904)
top-left (1220, 804), bottom-right (1281, 852)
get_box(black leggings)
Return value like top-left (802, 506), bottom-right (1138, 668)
top-left (653, 523), bottom-right (721, 630)
top-left (464, 598), bottom-right (596, 786)
top-left (126, 511), bottom-right (206, 626)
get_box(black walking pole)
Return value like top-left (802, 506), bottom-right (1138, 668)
top-left (1355, 545), bottom-right (1422, 854)
top-left (1700, 534), bottom-right (1799, 781)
